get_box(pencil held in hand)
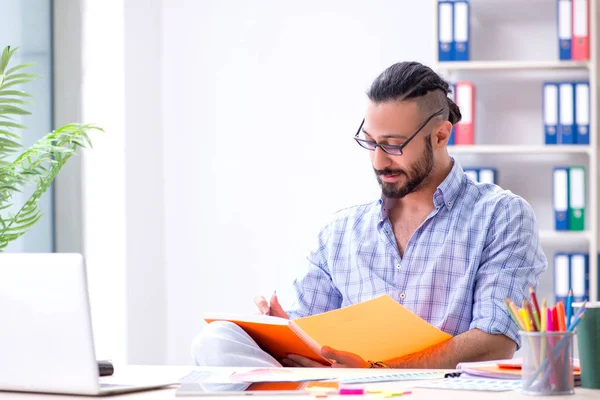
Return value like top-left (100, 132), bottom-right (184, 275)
top-left (254, 295), bottom-right (271, 315)
top-left (253, 293), bottom-right (289, 319)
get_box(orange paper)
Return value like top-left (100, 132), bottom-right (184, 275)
top-left (205, 295), bottom-right (452, 364)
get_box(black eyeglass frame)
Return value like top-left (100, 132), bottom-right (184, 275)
top-left (353, 108), bottom-right (445, 156)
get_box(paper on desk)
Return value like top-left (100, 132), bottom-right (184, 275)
top-left (414, 378), bottom-right (521, 392)
top-left (229, 368), bottom-right (338, 383)
top-left (180, 370), bottom-right (236, 384)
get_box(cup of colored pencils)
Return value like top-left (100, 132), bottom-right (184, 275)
top-left (505, 287), bottom-right (586, 396)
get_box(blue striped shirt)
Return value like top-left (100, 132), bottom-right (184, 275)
top-left (287, 159), bottom-right (547, 348)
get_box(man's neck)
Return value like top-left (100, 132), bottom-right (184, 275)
top-left (392, 155), bottom-right (454, 214)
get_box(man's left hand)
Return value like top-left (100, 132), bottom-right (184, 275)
top-left (281, 346), bottom-right (369, 368)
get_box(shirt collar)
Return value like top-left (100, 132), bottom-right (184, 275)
top-left (378, 157), bottom-right (465, 221)
top-left (434, 157), bottom-right (464, 210)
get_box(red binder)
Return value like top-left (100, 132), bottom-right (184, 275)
top-left (454, 81), bottom-right (475, 145)
top-left (572, 0), bottom-right (589, 60)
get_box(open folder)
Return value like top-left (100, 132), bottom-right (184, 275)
top-left (204, 295), bottom-right (452, 365)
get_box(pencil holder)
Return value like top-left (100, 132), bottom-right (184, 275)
top-left (519, 331), bottom-right (575, 396)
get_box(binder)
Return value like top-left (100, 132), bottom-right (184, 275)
top-left (438, 1), bottom-right (454, 61)
top-left (478, 168), bottom-right (497, 185)
top-left (558, 82), bottom-right (576, 144)
top-left (454, 82), bottom-right (474, 145)
top-left (568, 166), bottom-right (585, 231)
top-left (574, 81), bottom-right (590, 144)
top-left (572, 0), bottom-right (590, 60)
top-left (453, 1), bottom-right (470, 61)
top-left (570, 253), bottom-right (589, 302)
top-left (464, 168), bottom-right (478, 182)
top-left (558, 0), bottom-right (573, 60)
top-left (448, 83), bottom-right (456, 145)
top-left (543, 82), bottom-right (559, 145)
top-left (554, 253), bottom-right (571, 305)
top-left (553, 167), bottom-right (569, 231)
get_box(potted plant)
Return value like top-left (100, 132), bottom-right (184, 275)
top-left (0, 45), bottom-right (101, 250)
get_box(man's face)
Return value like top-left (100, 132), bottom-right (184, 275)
top-left (360, 101), bottom-right (435, 199)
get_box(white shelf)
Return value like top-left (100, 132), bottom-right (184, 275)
top-left (448, 145), bottom-right (591, 155)
top-left (539, 230), bottom-right (590, 242)
top-left (436, 60), bottom-right (590, 72)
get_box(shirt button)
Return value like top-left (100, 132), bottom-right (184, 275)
top-left (447, 201), bottom-right (452, 207)
top-left (396, 263), bottom-right (401, 269)
top-left (399, 293), bottom-right (406, 299)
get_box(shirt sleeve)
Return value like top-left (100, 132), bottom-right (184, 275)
top-left (286, 222), bottom-right (342, 319)
top-left (470, 196), bottom-right (548, 349)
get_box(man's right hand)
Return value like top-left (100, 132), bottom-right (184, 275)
top-left (253, 293), bottom-right (289, 319)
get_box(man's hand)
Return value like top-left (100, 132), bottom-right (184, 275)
top-left (253, 293), bottom-right (289, 319)
top-left (281, 346), bottom-right (369, 368)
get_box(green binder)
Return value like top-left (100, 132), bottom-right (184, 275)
top-left (568, 166), bottom-right (585, 231)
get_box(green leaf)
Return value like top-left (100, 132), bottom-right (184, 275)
top-left (0, 98), bottom-right (30, 106)
top-left (0, 46), bottom-right (18, 75)
top-left (3, 73), bottom-right (38, 83)
top-left (0, 137), bottom-right (21, 148)
top-left (0, 121), bottom-right (26, 129)
top-left (0, 130), bottom-right (20, 139)
top-left (0, 90), bottom-right (33, 97)
top-left (5, 63), bottom-right (35, 76)
top-left (0, 105), bottom-right (31, 115)
top-left (0, 79), bottom-right (33, 90)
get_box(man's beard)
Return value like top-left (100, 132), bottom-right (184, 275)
top-left (374, 139), bottom-right (434, 199)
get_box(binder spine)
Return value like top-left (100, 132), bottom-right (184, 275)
top-left (453, 1), bottom-right (470, 61)
top-left (438, 1), bottom-right (454, 61)
top-left (558, 0), bottom-right (573, 60)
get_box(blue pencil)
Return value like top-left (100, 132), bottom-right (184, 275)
top-left (566, 289), bottom-right (573, 326)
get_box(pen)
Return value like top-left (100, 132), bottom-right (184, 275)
top-left (566, 289), bottom-right (573, 326)
top-left (541, 299), bottom-right (547, 332)
top-left (556, 301), bottom-right (566, 331)
top-left (525, 300), bottom-right (540, 331)
top-left (529, 287), bottom-right (541, 330)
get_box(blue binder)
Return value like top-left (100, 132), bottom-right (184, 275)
top-left (453, 1), bottom-right (470, 61)
top-left (553, 167), bottom-right (570, 230)
top-left (558, 82), bottom-right (576, 144)
top-left (438, 1), bottom-right (454, 61)
top-left (554, 253), bottom-right (571, 305)
top-left (448, 83), bottom-right (456, 144)
top-left (463, 168), bottom-right (479, 182)
top-left (543, 82), bottom-right (559, 145)
top-left (574, 81), bottom-right (590, 144)
top-left (558, 0), bottom-right (573, 60)
top-left (478, 168), bottom-right (496, 185)
top-left (570, 253), bottom-right (589, 302)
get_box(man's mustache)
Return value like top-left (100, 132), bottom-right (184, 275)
top-left (374, 168), bottom-right (406, 177)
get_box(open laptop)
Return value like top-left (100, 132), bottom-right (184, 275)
top-left (0, 253), bottom-right (176, 395)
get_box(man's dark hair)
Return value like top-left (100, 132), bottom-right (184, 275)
top-left (366, 61), bottom-right (461, 126)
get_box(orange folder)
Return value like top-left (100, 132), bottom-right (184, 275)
top-left (204, 295), bottom-right (452, 364)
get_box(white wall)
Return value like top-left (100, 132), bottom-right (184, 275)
top-left (123, 0), bottom-right (167, 366)
top-left (54, 0), bottom-right (435, 365)
top-left (161, 0), bottom-right (434, 364)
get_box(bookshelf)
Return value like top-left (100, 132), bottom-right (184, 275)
top-left (433, 0), bottom-right (598, 303)
top-left (438, 60), bottom-right (590, 72)
top-left (447, 145), bottom-right (591, 154)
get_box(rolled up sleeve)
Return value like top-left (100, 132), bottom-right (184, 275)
top-left (470, 196), bottom-right (547, 349)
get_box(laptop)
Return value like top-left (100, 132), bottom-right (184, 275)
top-left (0, 253), bottom-right (176, 395)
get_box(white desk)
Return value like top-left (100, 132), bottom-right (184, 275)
top-left (0, 366), bottom-right (597, 399)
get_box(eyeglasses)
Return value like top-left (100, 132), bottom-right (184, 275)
top-left (353, 108), bottom-right (445, 156)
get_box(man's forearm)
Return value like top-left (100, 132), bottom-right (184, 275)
top-left (384, 329), bottom-right (517, 369)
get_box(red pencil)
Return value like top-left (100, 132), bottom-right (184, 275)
top-left (529, 286), bottom-right (541, 324)
top-left (552, 306), bottom-right (560, 331)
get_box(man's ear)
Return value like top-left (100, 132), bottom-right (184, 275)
top-left (434, 121), bottom-right (453, 147)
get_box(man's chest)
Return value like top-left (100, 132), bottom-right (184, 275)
top-left (390, 214), bottom-right (431, 257)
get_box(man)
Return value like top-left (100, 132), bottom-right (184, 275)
top-left (192, 61), bottom-right (547, 370)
